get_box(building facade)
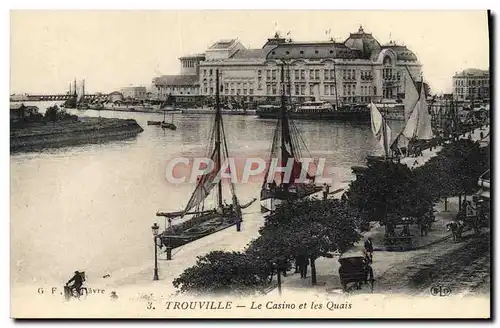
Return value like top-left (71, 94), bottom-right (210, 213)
top-left (10, 103), bottom-right (39, 123)
top-left (108, 91), bottom-right (124, 103)
top-left (120, 86), bottom-right (147, 100)
top-left (452, 68), bottom-right (490, 102)
top-left (154, 26), bottom-right (423, 106)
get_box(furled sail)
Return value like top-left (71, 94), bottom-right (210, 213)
top-left (265, 116), bottom-right (315, 187)
top-left (260, 63), bottom-right (320, 207)
top-left (181, 148), bottom-right (220, 215)
top-left (370, 102), bottom-right (392, 156)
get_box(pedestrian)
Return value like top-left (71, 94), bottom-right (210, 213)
top-left (110, 291), bottom-right (118, 301)
top-left (364, 237), bottom-right (374, 263)
top-left (294, 256), bottom-right (301, 273)
top-left (420, 220), bottom-right (428, 237)
top-left (322, 183), bottom-right (328, 201)
top-left (277, 258), bottom-right (288, 277)
top-left (300, 256), bottom-right (309, 279)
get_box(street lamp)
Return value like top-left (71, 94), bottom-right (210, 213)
top-left (151, 222), bottom-right (159, 281)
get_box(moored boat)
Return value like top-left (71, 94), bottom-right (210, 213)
top-left (256, 102), bottom-right (370, 121)
top-left (156, 69), bottom-right (255, 249)
top-left (366, 73), bottom-right (434, 164)
top-left (181, 108), bottom-right (256, 115)
top-left (88, 103), bottom-right (104, 110)
top-left (160, 110), bottom-right (177, 130)
top-left (160, 122), bottom-right (176, 130)
top-left (63, 79), bottom-right (78, 109)
top-left (259, 65), bottom-right (322, 213)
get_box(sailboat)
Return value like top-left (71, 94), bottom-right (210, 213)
top-left (389, 74), bottom-right (433, 157)
top-left (63, 79), bottom-right (78, 109)
top-left (369, 102), bottom-right (393, 158)
top-left (77, 79), bottom-right (89, 109)
top-left (160, 110), bottom-right (177, 130)
top-left (260, 64), bottom-right (322, 213)
top-left (156, 69), bottom-right (256, 249)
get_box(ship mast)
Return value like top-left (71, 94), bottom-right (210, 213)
top-left (280, 63), bottom-right (287, 190)
top-left (333, 59), bottom-right (340, 108)
top-left (215, 69), bottom-right (223, 209)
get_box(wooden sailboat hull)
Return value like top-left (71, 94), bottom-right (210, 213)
top-left (157, 199), bottom-right (256, 249)
top-left (158, 211), bottom-right (240, 249)
top-left (156, 69), bottom-right (251, 250)
top-left (160, 122), bottom-right (177, 130)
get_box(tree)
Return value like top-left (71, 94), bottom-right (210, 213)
top-left (172, 251), bottom-right (270, 296)
top-left (413, 139), bottom-right (489, 211)
top-left (247, 198), bottom-right (360, 285)
top-left (346, 161), bottom-right (431, 227)
top-left (44, 105), bottom-right (77, 122)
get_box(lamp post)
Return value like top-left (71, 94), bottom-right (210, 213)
top-left (151, 223), bottom-right (159, 281)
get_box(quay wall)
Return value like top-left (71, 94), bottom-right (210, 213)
top-left (10, 117), bottom-right (144, 153)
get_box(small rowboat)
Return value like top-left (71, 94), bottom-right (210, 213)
top-left (160, 122), bottom-right (177, 130)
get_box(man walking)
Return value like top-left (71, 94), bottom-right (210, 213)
top-left (296, 254), bottom-right (309, 279)
top-left (364, 237), bottom-right (374, 263)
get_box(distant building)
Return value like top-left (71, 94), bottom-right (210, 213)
top-left (108, 91), bottom-right (124, 103)
top-left (153, 75), bottom-right (200, 97)
top-left (10, 94), bottom-right (29, 102)
top-left (10, 103), bottom-right (39, 123)
top-left (152, 54), bottom-right (205, 103)
top-left (154, 26), bottom-right (422, 106)
top-left (120, 86), bottom-right (147, 100)
top-left (452, 68), bottom-right (489, 102)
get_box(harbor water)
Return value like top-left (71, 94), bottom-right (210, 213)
top-left (10, 101), bottom-right (403, 289)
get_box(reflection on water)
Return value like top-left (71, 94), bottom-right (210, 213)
top-left (10, 101), bottom-right (388, 286)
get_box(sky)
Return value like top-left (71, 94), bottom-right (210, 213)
top-left (10, 10), bottom-right (490, 95)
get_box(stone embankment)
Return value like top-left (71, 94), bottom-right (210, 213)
top-left (10, 117), bottom-right (144, 152)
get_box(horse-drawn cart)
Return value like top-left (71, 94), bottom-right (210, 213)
top-left (338, 251), bottom-right (374, 293)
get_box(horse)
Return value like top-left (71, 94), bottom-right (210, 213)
top-left (446, 220), bottom-right (465, 242)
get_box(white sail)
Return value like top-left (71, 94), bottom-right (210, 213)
top-left (402, 80), bottom-right (433, 140)
top-left (403, 68), bottom-right (419, 122)
top-left (370, 102), bottom-right (383, 137)
top-left (370, 102), bottom-right (392, 156)
top-left (413, 85), bottom-right (433, 140)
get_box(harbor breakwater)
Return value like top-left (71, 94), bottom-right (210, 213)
top-left (10, 117), bottom-right (144, 153)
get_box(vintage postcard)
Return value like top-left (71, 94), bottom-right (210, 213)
top-left (10, 10), bottom-right (491, 319)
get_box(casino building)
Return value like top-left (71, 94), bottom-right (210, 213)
top-left (153, 26), bottom-right (422, 106)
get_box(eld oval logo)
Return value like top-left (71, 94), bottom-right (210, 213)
top-left (430, 286), bottom-right (451, 296)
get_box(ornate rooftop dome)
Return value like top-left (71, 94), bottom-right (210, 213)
top-left (381, 44), bottom-right (418, 62)
top-left (343, 25), bottom-right (381, 58)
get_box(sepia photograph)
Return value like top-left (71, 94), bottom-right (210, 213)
top-left (9, 9), bottom-right (491, 319)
